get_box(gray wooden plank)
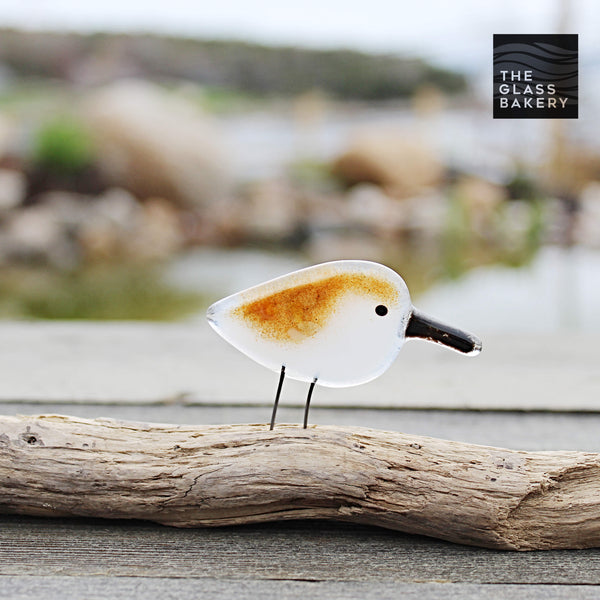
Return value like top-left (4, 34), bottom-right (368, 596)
top-left (2, 403), bottom-right (600, 451)
top-left (1, 517), bottom-right (600, 585)
top-left (0, 323), bottom-right (598, 411)
top-left (1, 577), bottom-right (599, 600)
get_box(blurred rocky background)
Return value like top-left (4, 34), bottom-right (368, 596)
top-left (0, 20), bottom-right (599, 329)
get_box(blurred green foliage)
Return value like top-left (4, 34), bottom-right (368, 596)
top-left (506, 168), bottom-right (543, 202)
top-left (441, 192), bottom-right (544, 280)
top-left (32, 116), bottom-right (95, 173)
top-left (288, 159), bottom-right (339, 191)
top-left (0, 80), bottom-right (67, 110)
top-left (0, 266), bottom-right (204, 320)
top-left (187, 42), bottom-right (467, 100)
top-left (192, 86), bottom-right (266, 113)
top-left (0, 29), bottom-right (467, 101)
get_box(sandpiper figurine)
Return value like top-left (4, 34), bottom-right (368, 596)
top-left (207, 260), bottom-right (481, 429)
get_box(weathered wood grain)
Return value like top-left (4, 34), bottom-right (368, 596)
top-left (1, 414), bottom-right (600, 551)
top-left (4, 516), bottom-right (600, 583)
top-left (3, 577), bottom-right (600, 600)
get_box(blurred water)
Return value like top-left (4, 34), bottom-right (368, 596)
top-left (218, 104), bottom-right (596, 183)
top-left (168, 245), bottom-right (600, 333)
top-left (168, 248), bottom-right (306, 299)
top-left (417, 245), bottom-right (600, 334)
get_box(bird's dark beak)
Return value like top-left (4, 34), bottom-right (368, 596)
top-left (405, 309), bottom-right (482, 356)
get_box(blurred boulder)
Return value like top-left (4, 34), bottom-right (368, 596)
top-left (76, 188), bottom-right (141, 262)
top-left (77, 189), bottom-right (183, 262)
top-left (242, 179), bottom-right (302, 241)
top-left (331, 130), bottom-right (443, 198)
top-left (411, 84), bottom-right (446, 118)
top-left (0, 188), bottom-right (183, 268)
top-left (575, 183), bottom-right (600, 248)
top-left (543, 143), bottom-right (600, 196)
top-left (83, 80), bottom-right (232, 207)
top-left (453, 175), bottom-right (506, 237)
top-left (0, 114), bottom-right (17, 159)
top-left (345, 183), bottom-right (407, 234)
top-left (301, 190), bottom-right (347, 231)
top-left (177, 198), bottom-right (243, 246)
top-left (454, 175), bottom-right (506, 213)
top-left (1, 193), bottom-right (83, 268)
top-left (0, 169), bottom-right (26, 211)
top-left (134, 198), bottom-right (182, 259)
top-left (403, 192), bottom-right (448, 237)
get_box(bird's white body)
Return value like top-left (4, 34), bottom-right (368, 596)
top-left (207, 260), bottom-right (412, 387)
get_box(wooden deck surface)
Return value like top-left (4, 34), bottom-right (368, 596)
top-left (0, 323), bottom-right (598, 410)
top-left (2, 403), bottom-right (600, 599)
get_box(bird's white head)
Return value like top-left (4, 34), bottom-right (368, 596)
top-left (207, 260), bottom-right (481, 388)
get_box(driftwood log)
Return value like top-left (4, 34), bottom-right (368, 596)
top-left (1, 414), bottom-right (599, 551)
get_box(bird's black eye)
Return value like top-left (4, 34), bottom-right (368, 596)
top-left (375, 305), bottom-right (388, 316)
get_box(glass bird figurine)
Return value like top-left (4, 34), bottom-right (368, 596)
top-left (207, 260), bottom-right (482, 429)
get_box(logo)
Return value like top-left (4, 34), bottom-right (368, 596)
top-left (493, 34), bottom-right (578, 119)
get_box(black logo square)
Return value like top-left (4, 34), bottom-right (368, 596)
top-left (493, 34), bottom-right (578, 119)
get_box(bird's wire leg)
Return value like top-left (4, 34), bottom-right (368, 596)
top-left (270, 365), bottom-right (286, 430)
top-left (303, 378), bottom-right (317, 429)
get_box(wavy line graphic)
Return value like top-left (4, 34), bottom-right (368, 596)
top-left (494, 52), bottom-right (577, 70)
top-left (495, 47), bottom-right (577, 63)
top-left (493, 40), bottom-right (578, 106)
top-left (533, 42), bottom-right (577, 57)
top-left (495, 41), bottom-right (577, 56)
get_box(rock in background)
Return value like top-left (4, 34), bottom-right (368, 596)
top-left (0, 189), bottom-right (182, 268)
top-left (331, 130), bottom-right (444, 198)
top-left (83, 80), bottom-right (232, 208)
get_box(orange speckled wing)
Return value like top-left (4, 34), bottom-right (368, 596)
top-left (233, 273), bottom-right (399, 344)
